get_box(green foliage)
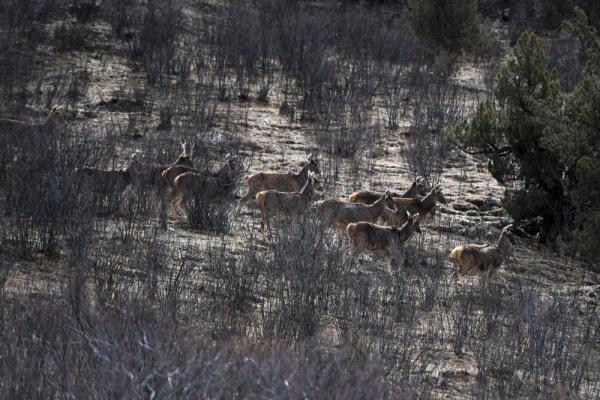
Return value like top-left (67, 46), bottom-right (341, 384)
top-left (453, 32), bottom-right (562, 189)
top-left (455, 11), bottom-right (600, 263)
top-left (558, 9), bottom-right (600, 263)
top-left (407, 0), bottom-right (480, 52)
top-left (452, 31), bottom-right (566, 241)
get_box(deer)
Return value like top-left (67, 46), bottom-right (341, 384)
top-left (238, 154), bottom-right (321, 209)
top-left (380, 184), bottom-right (447, 227)
top-left (162, 153), bottom-right (238, 217)
top-left (313, 190), bottom-right (397, 229)
top-left (0, 105), bottom-right (64, 131)
top-left (128, 141), bottom-right (195, 195)
top-left (170, 156), bottom-right (240, 218)
top-left (162, 153), bottom-right (237, 192)
top-left (255, 171), bottom-right (321, 236)
top-left (450, 224), bottom-right (516, 282)
top-left (348, 177), bottom-right (427, 205)
top-left (345, 212), bottom-right (422, 259)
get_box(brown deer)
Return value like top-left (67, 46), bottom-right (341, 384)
top-left (345, 212), bottom-right (422, 258)
top-left (170, 156), bottom-right (240, 218)
top-left (314, 190), bottom-right (396, 229)
top-left (238, 154), bottom-right (321, 209)
top-left (450, 224), bottom-right (516, 282)
top-left (380, 184), bottom-right (447, 227)
top-left (162, 153), bottom-right (237, 194)
top-left (128, 141), bottom-right (194, 196)
top-left (255, 171), bottom-right (320, 235)
top-left (348, 177), bottom-right (426, 205)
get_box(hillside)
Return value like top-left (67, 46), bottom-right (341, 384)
top-left (0, 1), bottom-right (599, 398)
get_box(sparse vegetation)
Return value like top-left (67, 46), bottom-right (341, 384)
top-left (0, 1), bottom-right (599, 398)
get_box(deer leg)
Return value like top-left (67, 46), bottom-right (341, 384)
top-left (174, 193), bottom-right (187, 219)
top-left (259, 209), bottom-right (267, 236)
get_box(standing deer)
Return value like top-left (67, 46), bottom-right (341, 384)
top-left (128, 141), bottom-right (194, 195)
top-left (450, 224), bottom-right (516, 282)
top-left (380, 184), bottom-right (447, 227)
top-left (314, 190), bottom-right (397, 229)
top-left (162, 153), bottom-right (237, 193)
top-left (170, 155), bottom-right (240, 218)
top-left (168, 154), bottom-right (238, 217)
top-left (238, 154), bottom-right (321, 208)
top-left (345, 212), bottom-right (422, 258)
top-left (348, 177), bottom-right (426, 205)
top-left (75, 156), bottom-right (138, 211)
top-left (255, 171), bottom-right (321, 236)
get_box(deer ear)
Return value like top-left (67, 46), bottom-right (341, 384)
top-left (412, 213), bottom-right (420, 221)
top-left (307, 153), bottom-right (313, 161)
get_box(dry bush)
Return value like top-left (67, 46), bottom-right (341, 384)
top-left (1, 1), bottom-right (599, 398)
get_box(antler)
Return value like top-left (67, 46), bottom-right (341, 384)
top-left (179, 139), bottom-right (188, 156)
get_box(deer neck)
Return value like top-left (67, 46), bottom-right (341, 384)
top-left (497, 234), bottom-right (513, 256)
top-left (403, 182), bottom-right (417, 197)
top-left (296, 163), bottom-right (310, 181)
top-left (394, 221), bottom-right (413, 242)
top-left (368, 196), bottom-right (387, 218)
top-left (420, 190), bottom-right (437, 212)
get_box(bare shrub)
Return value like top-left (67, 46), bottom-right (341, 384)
top-left (404, 64), bottom-right (468, 185)
top-left (262, 213), bottom-right (347, 340)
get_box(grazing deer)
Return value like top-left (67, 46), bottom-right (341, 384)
top-left (314, 190), bottom-right (397, 229)
top-left (170, 155), bottom-right (240, 218)
top-left (348, 177), bottom-right (426, 205)
top-left (450, 224), bottom-right (516, 282)
top-left (255, 171), bottom-right (320, 235)
top-left (238, 154), bottom-right (321, 208)
top-left (345, 212), bottom-right (422, 258)
top-left (380, 184), bottom-right (447, 227)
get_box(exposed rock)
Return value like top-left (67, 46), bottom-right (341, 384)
top-left (450, 199), bottom-right (479, 212)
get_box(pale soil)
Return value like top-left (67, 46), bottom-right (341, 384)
top-left (3, 11), bottom-right (599, 400)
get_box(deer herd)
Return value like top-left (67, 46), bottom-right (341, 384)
top-left (79, 145), bottom-right (517, 283)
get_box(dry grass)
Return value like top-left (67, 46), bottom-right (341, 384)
top-left (0, 1), bottom-right (598, 398)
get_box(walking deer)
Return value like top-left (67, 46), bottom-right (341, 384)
top-left (380, 184), bottom-right (447, 227)
top-left (450, 224), bottom-right (516, 282)
top-left (239, 154), bottom-right (321, 208)
top-left (255, 171), bottom-right (320, 235)
top-left (314, 190), bottom-right (396, 229)
top-left (348, 177), bottom-right (426, 205)
top-left (345, 212), bottom-right (422, 258)
top-left (170, 155), bottom-right (240, 218)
